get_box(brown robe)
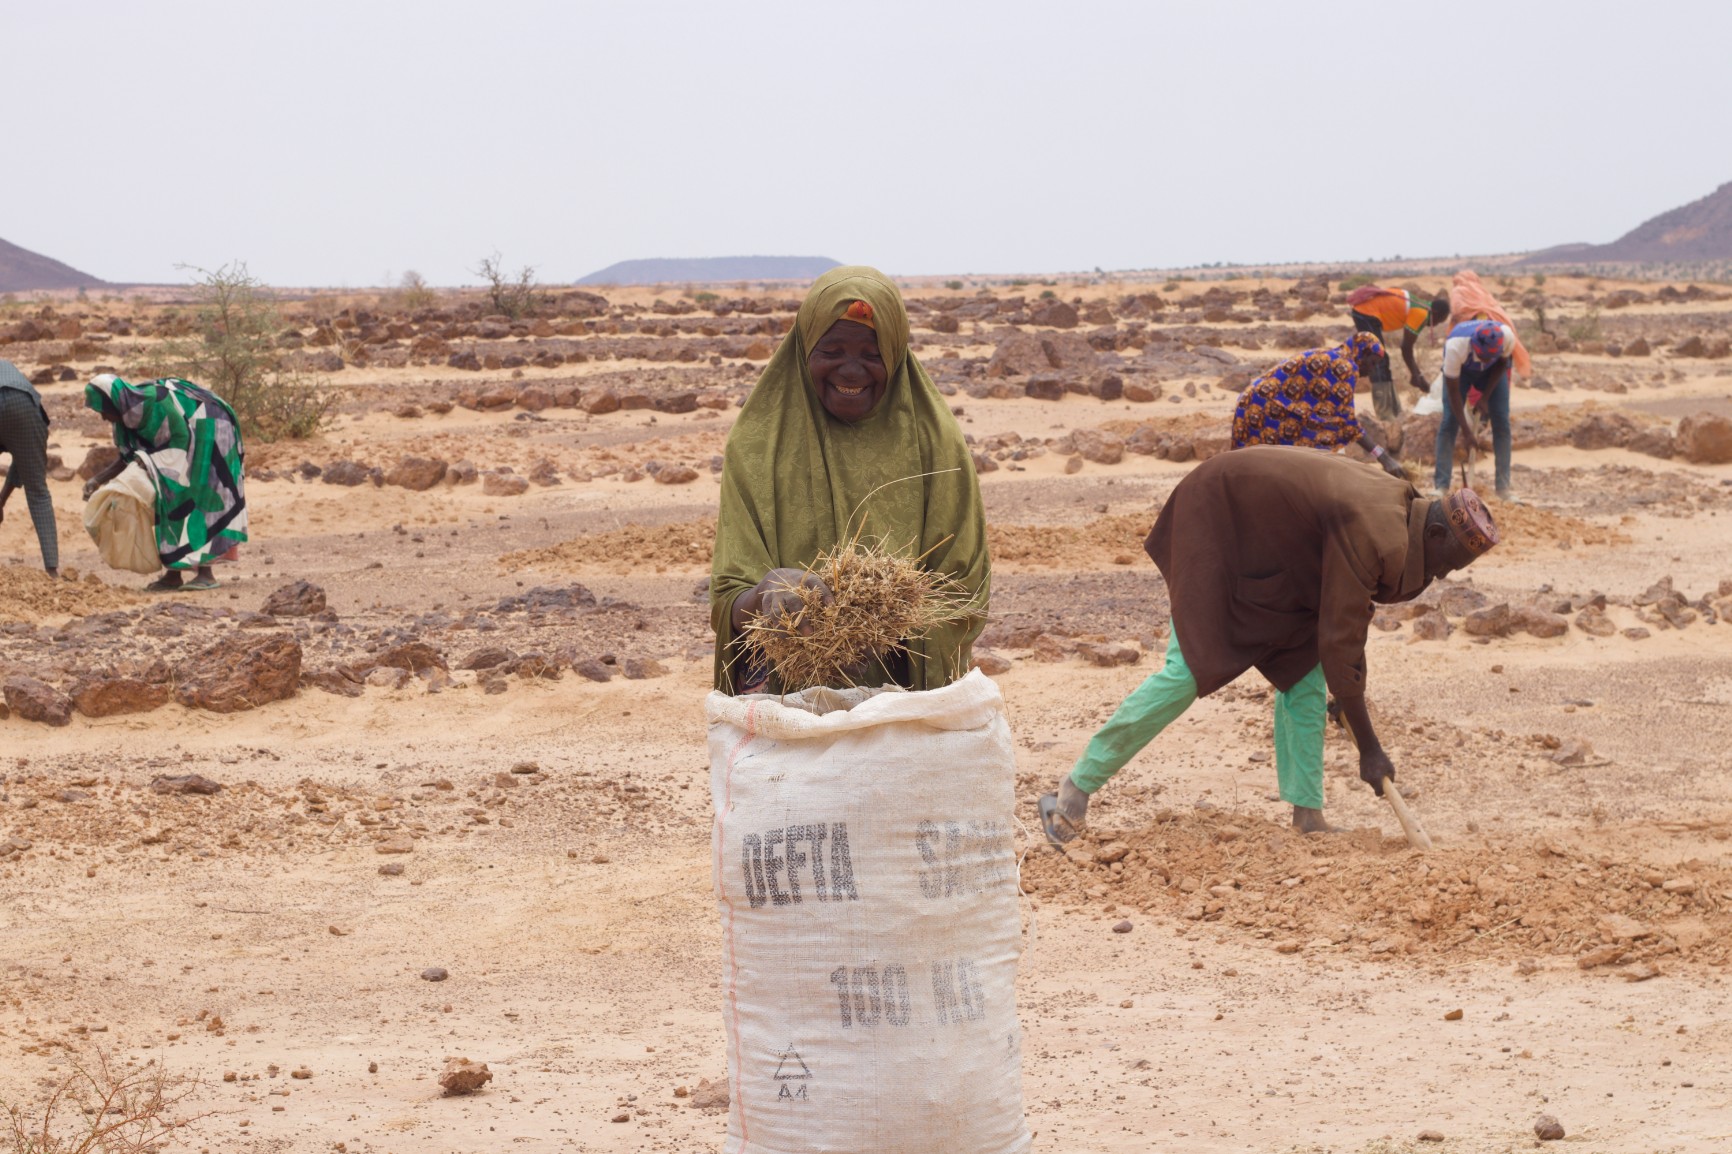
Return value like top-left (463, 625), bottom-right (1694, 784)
top-left (1146, 446), bottom-right (1431, 698)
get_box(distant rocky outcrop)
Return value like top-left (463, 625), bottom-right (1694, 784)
top-left (1520, 181), bottom-right (1732, 266)
top-left (0, 236), bottom-right (108, 293)
top-left (577, 256), bottom-right (841, 286)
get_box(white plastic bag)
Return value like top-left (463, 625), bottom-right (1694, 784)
top-left (83, 459), bottom-right (160, 574)
top-left (1412, 371), bottom-right (1446, 416)
top-left (707, 670), bottom-right (1031, 1154)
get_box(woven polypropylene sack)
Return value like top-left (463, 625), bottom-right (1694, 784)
top-left (707, 669), bottom-right (1031, 1154)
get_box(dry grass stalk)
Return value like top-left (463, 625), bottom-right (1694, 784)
top-left (2, 1049), bottom-right (211, 1154)
top-left (739, 537), bottom-right (972, 692)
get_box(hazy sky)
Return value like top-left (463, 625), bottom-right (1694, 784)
top-left (7, 1), bottom-right (1729, 287)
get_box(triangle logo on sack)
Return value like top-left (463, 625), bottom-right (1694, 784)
top-left (772, 1047), bottom-right (812, 1080)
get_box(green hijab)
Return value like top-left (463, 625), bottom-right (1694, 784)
top-left (711, 266), bottom-right (990, 693)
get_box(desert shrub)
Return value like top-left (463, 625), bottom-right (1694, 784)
top-left (1566, 305), bottom-right (1602, 342)
top-left (944, 280), bottom-right (963, 291)
top-left (398, 270), bottom-right (436, 310)
top-left (148, 262), bottom-right (332, 442)
top-left (2, 1049), bottom-right (210, 1153)
top-left (1039, 289), bottom-right (1057, 300)
top-left (693, 291), bottom-right (719, 307)
top-left (1338, 274), bottom-right (1375, 292)
top-left (474, 253), bottom-right (543, 319)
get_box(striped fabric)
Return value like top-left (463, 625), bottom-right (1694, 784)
top-left (0, 387), bottom-right (59, 570)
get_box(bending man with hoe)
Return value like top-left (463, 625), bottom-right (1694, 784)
top-left (1041, 447), bottom-right (1497, 841)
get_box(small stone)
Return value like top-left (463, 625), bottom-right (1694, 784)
top-left (1443, 1008), bottom-right (1463, 1021)
top-left (1417, 1131), bottom-right (1445, 1143)
top-left (420, 967), bottom-right (449, 982)
top-left (328, 925), bottom-right (349, 936)
top-left (687, 1077), bottom-right (729, 1111)
top-left (511, 761), bottom-right (540, 774)
top-left (622, 657), bottom-right (667, 680)
top-left (1119, 999), bottom-right (1133, 1009)
top-left (376, 836), bottom-right (414, 855)
top-left (612, 1112), bottom-right (631, 1123)
top-left (368, 1061), bottom-right (378, 1074)
top-left (673, 1085), bottom-right (690, 1098)
top-left (438, 1057), bottom-right (492, 1096)
top-left (291, 1067), bottom-right (312, 1079)
top-left (1534, 1114), bottom-right (1565, 1141)
top-left (223, 1071), bottom-right (237, 1082)
top-left (378, 862), bottom-right (405, 876)
top-left (1111, 919), bottom-right (1133, 934)
top-left (1275, 941), bottom-right (1301, 954)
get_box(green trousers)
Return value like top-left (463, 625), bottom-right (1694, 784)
top-left (1068, 625), bottom-right (1327, 810)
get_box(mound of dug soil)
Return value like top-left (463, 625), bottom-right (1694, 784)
top-left (987, 513), bottom-right (1157, 569)
top-left (0, 566), bottom-right (143, 624)
top-left (1482, 500), bottom-right (1631, 554)
top-left (1024, 808), bottom-right (1731, 970)
top-left (503, 517), bottom-right (717, 574)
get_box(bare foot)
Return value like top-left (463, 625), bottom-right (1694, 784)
top-left (1291, 805), bottom-right (1344, 834)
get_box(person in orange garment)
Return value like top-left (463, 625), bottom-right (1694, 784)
top-left (1347, 285), bottom-right (1450, 419)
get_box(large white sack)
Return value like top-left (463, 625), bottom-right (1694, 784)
top-left (83, 459), bottom-right (160, 574)
top-left (1412, 371), bottom-right (1446, 416)
top-left (707, 669), bottom-right (1031, 1154)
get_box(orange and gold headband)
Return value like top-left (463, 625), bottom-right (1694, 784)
top-left (840, 299), bottom-right (876, 330)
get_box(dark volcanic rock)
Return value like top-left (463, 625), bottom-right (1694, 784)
top-left (375, 641), bottom-right (447, 673)
top-left (321, 460), bottom-right (372, 486)
top-left (384, 456), bottom-right (448, 491)
top-left (174, 635), bottom-right (302, 713)
top-left (150, 773), bottom-right (223, 795)
top-left (495, 584), bottom-right (597, 614)
top-left (262, 580), bottom-right (327, 617)
top-left (3, 675), bottom-right (73, 726)
top-left (73, 677), bottom-right (170, 718)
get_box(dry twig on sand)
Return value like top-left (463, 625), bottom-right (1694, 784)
top-left (2, 1049), bottom-right (211, 1154)
top-left (738, 537), bottom-right (972, 692)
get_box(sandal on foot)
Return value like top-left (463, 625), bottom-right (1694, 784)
top-left (144, 576), bottom-right (185, 593)
top-left (182, 577), bottom-right (219, 591)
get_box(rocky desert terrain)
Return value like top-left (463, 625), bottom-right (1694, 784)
top-left (2, 270), bottom-right (1731, 1152)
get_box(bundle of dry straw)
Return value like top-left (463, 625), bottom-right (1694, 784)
top-left (737, 537), bottom-right (973, 692)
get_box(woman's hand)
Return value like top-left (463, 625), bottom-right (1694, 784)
top-left (731, 568), bottom-right (833, 632)
top-left (755, 568), bottom-right (832, 631)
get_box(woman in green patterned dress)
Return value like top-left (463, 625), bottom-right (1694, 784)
top-left (81, 374), bottom-right (249, 591)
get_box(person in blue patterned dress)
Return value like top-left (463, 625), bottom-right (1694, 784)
top-left (1230, 332), bottom-right (1405, 477)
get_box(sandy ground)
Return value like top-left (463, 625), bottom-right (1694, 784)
top-left (2, 275), bottom-right (1731, 1153)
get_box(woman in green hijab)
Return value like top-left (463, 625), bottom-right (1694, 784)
top-left (711, 266), bottom-right (989, 694)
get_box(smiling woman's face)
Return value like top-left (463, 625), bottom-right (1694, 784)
top-left (807, 317), bottom-right (887, 423)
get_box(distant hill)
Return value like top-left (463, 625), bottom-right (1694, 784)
top-left (577, 256), bottom-right (841, 286)
top-left (0, 236), bottom-right (108, 293)
top-left (1520, 181), bottom-right (1732, 266)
